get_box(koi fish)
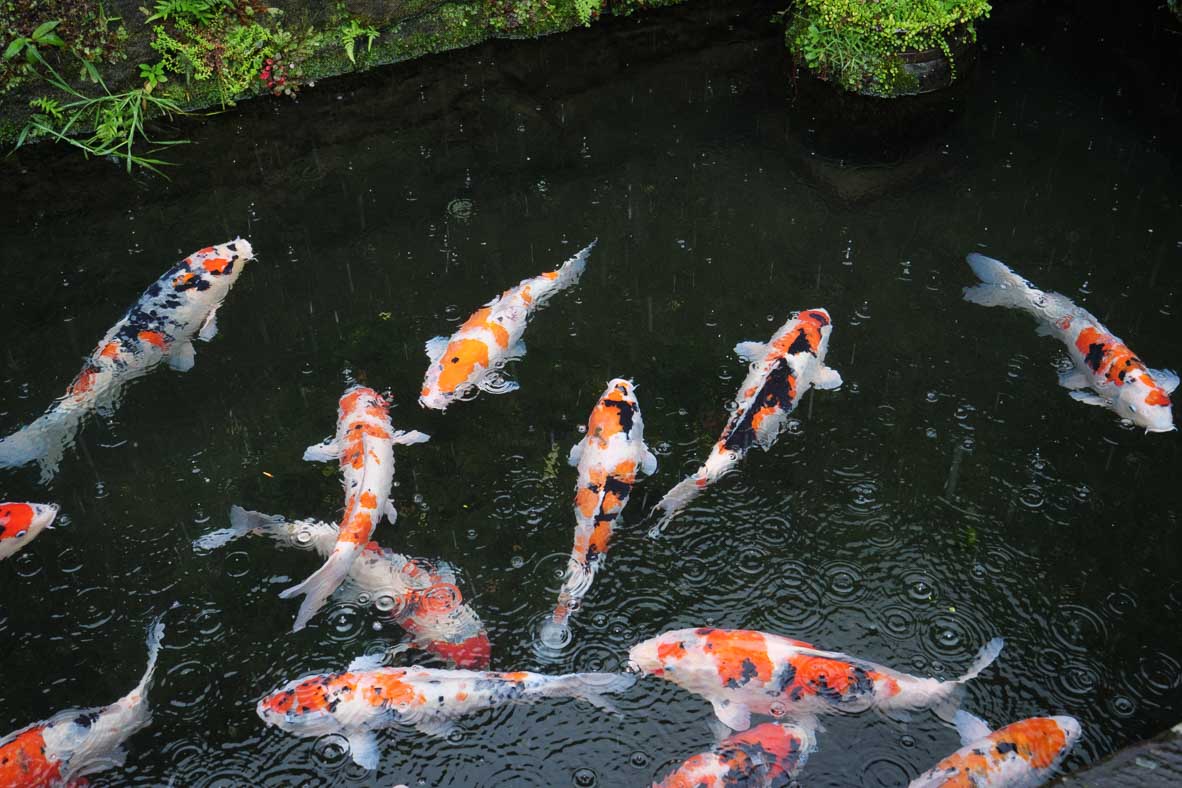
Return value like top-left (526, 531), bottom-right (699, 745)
top-left (281, 386), bottom-right (430, 632)
top-left (628, 628), bottom-right (1003, 732)
top-left (648, 309), bottom-right (842, 537)
top-left (540, 379), bottom-right (658, 647)
top-left (0, 615), bottom-right (165, 787)
top-left (257, 653), bottom-right (635, 769)
top-left (0, 502), bottom-right (58, 560)
top-left (419, 241), bottom-right (595, 411)
top-left (0, 240), bottom-right (254, 482)
top-left (196, 507), bottom-right (491, 668)
top-left (653, 721), bottom-right (815, 788)
top-left (963, 253), bottom-right (1176, 433)
top-left (910, 711), bottom-right (1081, 788)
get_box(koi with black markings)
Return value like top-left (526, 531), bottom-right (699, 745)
top-left (653, 721), bottom-right (815, 788)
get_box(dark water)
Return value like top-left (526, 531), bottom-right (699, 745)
top-left (2, 2), bottom-right (1181, 785)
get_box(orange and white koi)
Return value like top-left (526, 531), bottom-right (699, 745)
top-left (0, 616), bottom-right (165, 787)
top-left (419, 241), bottom-right (595, 411)
top-left (540, 379), bottom-right (657, 647)
top-left (0, 502), bottom-right (58, 560)
top-left (653, 721), bottom-right (815, 788)
top-left (964, 253), bottom-right (1176, 433)
top-left (0, 240), bottom-right (253, 482)
top-left (648, 309), bottom-right (842, 536)
top-left (280, 386), bottom-right (430, 632)
top-left (910, 711), bottom-right (1081, 788)
top-left (628, 628), bottom-right (1003, 732)
top-left (257, 654), bottom-right (634, 769)
top-left (197, 507), bottom-right (491, 668)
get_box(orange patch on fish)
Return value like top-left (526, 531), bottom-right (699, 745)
top-left (202, 257), bottom-right (231, 274)
top-left (0, 727), bottom-right (60, 785)
top-left (138, 330), bottom-right (167, 348)
top-left (1074, 326), bottom-right (1106, 355)
top-left (542, 271), bottom-right (560, 280)
top-left (1147, 388), bottom-right (1171, 407)
top-left (702, 629), bottom-right (773, 686)
top-left (173, 272), bottom-right (195, 287)
top-left (436, 339), bottom-right (490, 393)
top-left (339, 508), bottom-right (376, 543)
top-left (359, 492), bottom-right (378, 509)
top-left (0, 503), bottom-right (35, 538)
top-left (100, 341), bottom-right (120, 358)
top-left (587, 404), bottom-right (625, 446)
top-left (363, 674), bottom-right (420, 708)
top-left (1000, 718), bottom-right (1068, 769)
top-left (588, 520), bottom-right (612, 556)
top-left (68, 367), bottom-right (98, 397)
top-left (658, 640), bottom-right (687, 662)
top-left (935, 748), bottom-right (992, 788)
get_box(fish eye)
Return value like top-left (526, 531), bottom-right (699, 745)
top-left (451, 357), bottom-right (460, 364)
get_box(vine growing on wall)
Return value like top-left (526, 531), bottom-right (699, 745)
top-left (784, 0), bottom-right (991, 95)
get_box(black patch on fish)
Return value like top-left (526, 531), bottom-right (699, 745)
top-left (227, 243), bottom-right (238, 253)
top-left (723, 358), bottom-right (796, 452)
top-left (803, 310), bottom-right (830, 326)
top-left (996, 741), bottom-right (1017, 755)
top-left (771, 662), bottom-right (797, 695)
top-left (1084, 342), bottom-right (1107, 372)
top-left (602, 398), bottom-right (635, 434)
top-left (849, 666), bottom-right (874, 697)
top-left (73, 711), bottom-right (100, 728)
top-left (146, 283), bottom-right (162, 297)
top-left (724, 658), bottom-right (761, 688)
top-left (327, 698), bottom-right (340, 712)
top-left (812, 673), bottom-right (844, 703)
top-left (789, 685), bottom-right (805, 702)
top-left (786, 330), bottom-right (814, 356)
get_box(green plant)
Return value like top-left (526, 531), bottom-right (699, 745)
top-left (145, 0), bottom-right (234, 26)
top-left (573, 0), bottom-right (602, 26)
top-left (139, 60), bottom-right (168, 92)
top-left (4, 19), bottom-right (66, 63)
top-left (14, 56), bottom-right (189, 175)
top-left (339, 17), bottom-right (378, 64)
top-left (784, 0), bottom-right (991, 95)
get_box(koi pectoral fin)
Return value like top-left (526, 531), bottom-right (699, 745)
top-left (641, 449), bottom-right (658, 477)
top-left (813, 364), bottom-right (843, 391)
top-left (954, 709), bottom-right (993, 746)
top-left (198, 307), bottom-right (219, 341)
top-left (424, 336), bottom-right (449, 360)
top-left (568, 438), bottom-right (585, 467)
top-left (475, 372), bottom-right (519, 395)
top-left (734, 341), bottom-right (768, 363)
top-left (1069, 390), bottom-right (1110, 408)
top-left (710, 698), bottom-right (751, 732)
top-left (1150, 368), bottom-right (1180, 394)
top-left (1058, 368), bottom-right (1090, 390)
top-left (392, 429), bottom-right (431, 446)
top-left (168, 341), bottom-right (196, 372)
top-left (303, 438), bottom-right (341, 462)
top-left (346, 730), bottom-right (380, 769)
top-left (413, 717), bottom-right (459, 739)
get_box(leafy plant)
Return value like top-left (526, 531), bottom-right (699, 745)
top-left (573, 0), bottom-right (602, 26)
top-left (784, 0), bottom-right (991, 95)
top-left (4, 20), bottom-right (66, 63)
top-left (139, 60), bottom-right (168, 92)
top-left (145, 0), bottom-right (234, 26)
top-left (14, 56), bottom-right (189, 175)
top-left (339, 17), bottom-right (378, 64)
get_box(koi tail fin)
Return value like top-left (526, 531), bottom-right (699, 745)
top-left (539, 556), bottom-right (601, 648)
top-left (647, 473), bottom-right (707, 539)
top-left (127, 612), bottom-right (168, 704)
top-left (0, 409), bottom-right (79, 482)
top-left (194, 506), bottom-right (283, 551)
top-left (555, 240), bottom-right (595, 288)
top-left (934, 637), bottom-right (1005, 724)
top-left (962, 253), bottom-right (1042, 311)
top-left (536, 671), bottom-right (636, 715)
top-left (279, 543), bottom-right (361, 631)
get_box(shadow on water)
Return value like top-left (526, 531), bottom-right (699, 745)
top-left (1, 0), bottom-right (1180, 785)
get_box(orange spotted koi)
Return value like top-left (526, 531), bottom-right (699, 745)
top-left (257, 656), bottom-right (634, 769)
top-left (540, 379), bottom-right (657, 647)
top-left (419, 241), bottom-right (594, 411)
top-left (0, 616), bottom-right (165, 787)
top-left (629, 628), bottom-right (1003, 733)
top-left (0, 240), bottom-right (253, 482)
top-left (0, 502), bottom-right (58, 561)
top-left (648, 309), bottom-right (842, 537)
top-left (280, 386), bottom-right (430, 632)
top-left (196, 507), bottom-right (491, 668)
top-left (653, 721), bottom-right (815, 788)
top-left (910, 711), bottom-right (1080, 787)
top-left (964, 253), bottom-right (1176, 433)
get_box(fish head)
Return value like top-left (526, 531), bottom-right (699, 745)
top-left (1050, 715), bottom-right (1082, 751)
top-left (339, 386), bottom-right (388, 420)
top-left (627, 628), bottom-right (700, 677)
top-left (420, 338), bottom-right (491, 410)
top-left (257, 675), bottom-right (342, 734)
top-left (424, 633), bottom-right (492, 670)
top-left (0, 502), bottom-right (58, 544)
top-left (1117, 376), bottom-right (1174, 433)
top-left (173, 239), bottom-right (253, 298)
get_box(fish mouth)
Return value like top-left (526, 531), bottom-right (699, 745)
top-left (1145, 425), bottom-right (1177, 434)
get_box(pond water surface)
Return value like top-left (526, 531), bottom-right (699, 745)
top-left (2, 2), bottom-right (1180, 786)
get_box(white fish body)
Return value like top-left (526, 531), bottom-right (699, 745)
top-left (0, 240), bottom-right (253, 481)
